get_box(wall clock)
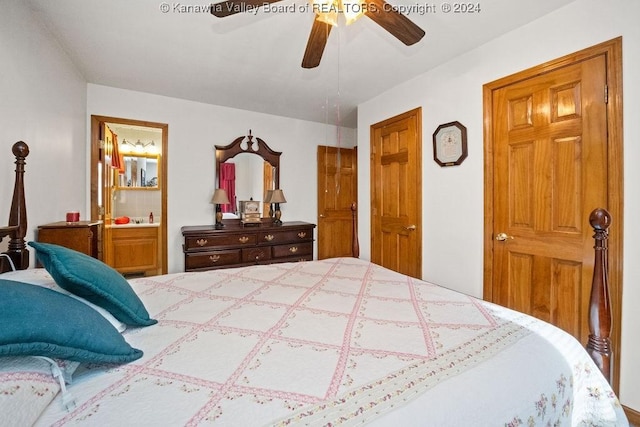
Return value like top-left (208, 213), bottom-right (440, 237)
top-left (432, 121), bottom-right (468, 167)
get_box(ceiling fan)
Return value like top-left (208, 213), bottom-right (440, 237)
top-left (210, 0), bottom-right (425, 68)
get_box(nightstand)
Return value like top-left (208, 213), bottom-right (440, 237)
top-left (36, 221), bottom-right (102, 262)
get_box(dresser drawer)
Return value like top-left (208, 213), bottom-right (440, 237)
top-left (182, 222), bottom-right (315, 272)
top-left (258, 228), bottom-right (313, 245)
top-left (242, 247), bottom-right (272, 263)
top-left (185, 233), bottom-right (256, 250)
top-left (185, 249), bottom-right (242, 270)
top-left (272, 242), bottom-right (313, 259)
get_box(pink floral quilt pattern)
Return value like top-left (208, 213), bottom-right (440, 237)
top-left (29, 258), bottom-right (625, 426)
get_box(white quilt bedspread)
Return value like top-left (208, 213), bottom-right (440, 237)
top-left (23, 258), bottom-right (625, 426)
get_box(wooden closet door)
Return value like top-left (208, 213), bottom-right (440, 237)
top-left (317, 146), bottom-right (357, 259)
top-left (370, 108), bottom-right (422, 279)
top-left (490, 55), bottom-right (608, 343)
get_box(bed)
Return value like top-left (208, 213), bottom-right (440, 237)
top-left (1, 142), bottom-right (628, 426)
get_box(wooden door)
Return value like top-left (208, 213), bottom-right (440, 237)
top-left (484, 38), bottom-right (623, 381)
top-left (370, 108), bottom-right (422, 278)
top-left (317, 146), bottom-right (357, 259)
top-left (90, 115), bottom-right (169, 275)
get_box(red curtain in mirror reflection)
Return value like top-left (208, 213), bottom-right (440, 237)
top-left (219, 163), bottom-right (236, 213)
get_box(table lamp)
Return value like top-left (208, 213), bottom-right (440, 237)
top-left (211, 188), bottom-right (230, 228)
top-left (270, 189), bottom-right (287, 225)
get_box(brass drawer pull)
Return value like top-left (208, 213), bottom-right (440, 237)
top-left (264, 234), bottom-right (275, 241)
top-left (297, 232), bottom-right (306, 239)
top-left (289, 246), bottom-right (298, 253)
top-left (196, 238), bottom-right (208, 246)
top-left (238, 236), bottom-right (250, 244)
top-left (209, 255), bottom-right (220, 263)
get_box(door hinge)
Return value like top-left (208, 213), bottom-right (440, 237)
top-left (604, 85), bottom-right (608, 104)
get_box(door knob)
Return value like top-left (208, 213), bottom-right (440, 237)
top-left (495, 232), bottom-right (514, 241)
top-left (404, 224), bottom-right (417, 231)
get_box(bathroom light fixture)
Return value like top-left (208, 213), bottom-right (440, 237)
top-left (120, 139), bottom-right (158, 155)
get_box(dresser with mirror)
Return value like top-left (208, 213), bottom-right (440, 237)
top-left (181, 132), bottom-right (316, 271)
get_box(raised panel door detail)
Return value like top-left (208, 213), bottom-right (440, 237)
top-left (508, 142), bottom-right (534, 229)
top-left (112, 237), bottom-right (157, 272)
top-left (508, 95), bottom-right (533, 130)
top-left (551, 82), bottom-right (581, 122)
top-left (552, 136), bottom-right (582, 232)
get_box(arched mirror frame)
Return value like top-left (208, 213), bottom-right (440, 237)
top-left (215, 132), bottom-right (281, 216)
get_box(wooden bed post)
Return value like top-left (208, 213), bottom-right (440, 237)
top-left (351, 202), bottom-right (359, 258)
top-left (587, 208), bottom-right (612, 383)
top-left (0, 141), bottom-right (29, 272)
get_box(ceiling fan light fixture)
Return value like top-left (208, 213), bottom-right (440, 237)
top-left (341, 0), bottom-right (365, 25)
top-left (311, 0), bottom-right (364, 27)
top-left (316, 11), bottom-right (338, 26)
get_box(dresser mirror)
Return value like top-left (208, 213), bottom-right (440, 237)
top-left (215, 131), bottom-right (281, 217)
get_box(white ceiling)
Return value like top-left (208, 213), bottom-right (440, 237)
top-left (27, 0), bottom-right (575, 128)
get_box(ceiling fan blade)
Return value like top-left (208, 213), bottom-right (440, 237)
top-left (364, 0), bottom-right (425, 45)
top-left (210, 0), bottom-right (283, 18)
top-left (302, 19), bottom-right (332, 69)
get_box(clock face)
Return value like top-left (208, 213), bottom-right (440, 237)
top-left (432, 122), bottom-right (468, 166)
top-left (244, 201), bottom-right (260, 213)
top-left (436, 127), bottom-right (463, 161)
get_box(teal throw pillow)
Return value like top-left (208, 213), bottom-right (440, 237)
top-left (0, 280), bottom-right (142, 363)
top-left (29, 241), bottom-right (157, 327)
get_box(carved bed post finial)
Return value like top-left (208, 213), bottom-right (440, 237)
top-left (587, 208), bottom-right (612, 383)
top-left (6, 141), bottom-right (30, 270)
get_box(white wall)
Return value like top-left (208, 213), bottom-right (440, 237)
top-left (0, 0), bottom-right (86, 265)
top-left (357, 0), bottom-right (640, 411)
top-left (87, 84), bottom-right (356, 273)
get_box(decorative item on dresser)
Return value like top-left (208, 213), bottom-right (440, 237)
top-left (182, 220), bottom-right (315, 271)
top-left (239, 199), bottom-right (261, 225)
top-left (210, 188), bottom-right (230, 228)
top-left (269, 188), bottom-right (287, 225)
top-left (36, 220), bottom-right (102, 264)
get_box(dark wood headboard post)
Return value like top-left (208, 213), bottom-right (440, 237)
top-left (587, 208), bottom-right (612, 383)
top-left (0, 141), bottom-right (30, 271)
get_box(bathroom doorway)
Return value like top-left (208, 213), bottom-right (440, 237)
top-left (90, 115), bottom-right (168, 276)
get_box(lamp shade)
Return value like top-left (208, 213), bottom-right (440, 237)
top-left (270, 189), bottom-right (287, 204)
top-left (211, 188), bottom-right (230, 204)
